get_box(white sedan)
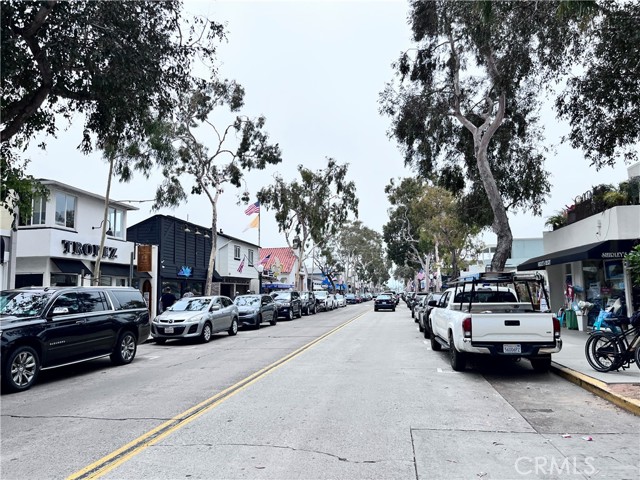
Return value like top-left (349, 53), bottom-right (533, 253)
top-left (335, 294), bottom-right (347, 307)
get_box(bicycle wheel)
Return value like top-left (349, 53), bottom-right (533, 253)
top-left (635, 341), bottom-right (640, 370)
top-left (585, 331), bottom-right (622, 372)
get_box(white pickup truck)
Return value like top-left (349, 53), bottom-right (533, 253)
top-left (428, 272), bottom-right (562, 372)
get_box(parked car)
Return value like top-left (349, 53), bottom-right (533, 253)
top-left (418, 292), bottom-right (442, 337)
top-left (299, 291), bottom-right (317, 315)
top-left (0, 286), bottom-right (150, 392)
top-left (271, 291), bottom-right (303, 320)
top-left (152, 295), bottom-right (238, 343)
top-left (314, 290), bottom-right (333, 311)
top-left (335, 294), bottom-right (347, 308)
top-left (234, 294), bottom-right (277, 329)
top-left (411, 292), bottom-right (431, 320)
top-left (374, 293), bottom-right (396, 312)
top-left (345, 293), bottom-right (357, 304)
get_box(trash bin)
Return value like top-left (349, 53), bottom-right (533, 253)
top-left (565, 309), bottom-right (578, 330)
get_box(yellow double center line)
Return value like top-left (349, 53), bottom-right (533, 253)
top-left (68, 312), bottom-right (366, 480)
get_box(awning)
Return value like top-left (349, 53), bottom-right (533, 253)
top-left (212, 269), bottom-right (223, 282)
top-left (99, 263), bottom-right (131, 277)
top-left (517, 239), bottom-right (638, 271)
top-left (97, 263), bottom-right (152, 278)
top-left (52, 258), bottom-right (90, 275)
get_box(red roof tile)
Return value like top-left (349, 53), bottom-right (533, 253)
top-left (259, 247), bottom-right (298, 274)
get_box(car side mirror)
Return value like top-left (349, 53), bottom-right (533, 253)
top-left (428, 300), bottom-right (437, 307)
top-left (51, 307), bottom-right (69, 316)
top-left (210, 304), bottom-right (221, 311)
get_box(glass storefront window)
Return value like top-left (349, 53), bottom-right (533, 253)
top-left (51, 274), bottom-right (78, 286)
top-left (582, 260), bottom-right (626, 326)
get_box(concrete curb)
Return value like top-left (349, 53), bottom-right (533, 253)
top-left (551, 362), bottom-right (640, 417)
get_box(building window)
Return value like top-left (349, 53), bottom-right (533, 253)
top-left (234, 245), bottom-right (241, 260)
top-left (19, 196), bottom-right (46, 226)
top-left (248, 249), bottom-right (254, 266)
top-left (51, 273), bottom-right (78, 287)
top-left (108, 207), bottom-right (125, 238)
top-left (55, 192), bottom-right (76, 228)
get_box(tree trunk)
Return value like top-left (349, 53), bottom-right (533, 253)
top-left (92, 155), bottom-right (114, 285)
top-left (205, 203), bottom-right (218, 296)
top-left (475, 143), bottom-right (512, 271)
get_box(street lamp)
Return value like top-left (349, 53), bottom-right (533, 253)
top-left (256, 264), bottom-right (264, 294)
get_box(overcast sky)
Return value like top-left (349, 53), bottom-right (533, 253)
top-left (26, 0), bottom-right (632, 250)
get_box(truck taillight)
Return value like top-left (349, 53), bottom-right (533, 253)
top-left (552, 316), bottom-right (561, 338)
top-left (462, 317), bottom-right (472, 338)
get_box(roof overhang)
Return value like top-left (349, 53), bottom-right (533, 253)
top-left (517, 239), bottom-right (638, 271)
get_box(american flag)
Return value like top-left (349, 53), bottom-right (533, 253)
top-left (244, 201), bottom-right (260, 215)
top-left (258, 254), bottom-right (271, 265)
top-left (237, 258), bottom-right (245, 273)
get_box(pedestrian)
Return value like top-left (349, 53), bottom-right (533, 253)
top-left (160, 287), bottom-right (177, 312)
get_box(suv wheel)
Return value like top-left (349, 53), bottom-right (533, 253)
top-left (3, 346), bottom-right (40, 392)
top-left (111, 331), bottom-right (137, 365)
top-left (288, 309), bottom-right (294, 321)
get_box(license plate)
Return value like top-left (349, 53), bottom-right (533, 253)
top-left (164, 327), bottom-right (174, 334)
top-left (504, 344), bottom-right (521, 354)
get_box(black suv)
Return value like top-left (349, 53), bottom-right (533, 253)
top-left (270, 291), bottom-right (303, 320)
top-left (1, 287), bottom-right (150, 393)
top-left (299, 291), bottom-right (317, 315)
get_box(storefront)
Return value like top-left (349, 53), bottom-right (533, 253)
top-left (518, 239), bottom-right (638, 326)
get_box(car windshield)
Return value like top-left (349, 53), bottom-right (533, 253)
top-left (272, 293), bottom-right (291, 300)
top-left (235, 296), bottom-right (260, 306)
top-left (315, 291), bottom-right (327, 299)
top-left (346, 294), bottom-right (355, 299)
top-left (168, 298), bottom-right (211, 312)
top-left (0, 290), bottom-right (54, 317)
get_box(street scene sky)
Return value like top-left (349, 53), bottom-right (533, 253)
top-left (25, 0), bottom-right (631, 249)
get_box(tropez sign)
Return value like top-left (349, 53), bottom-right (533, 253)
top-left (61, 240), bottom-right (117, 259)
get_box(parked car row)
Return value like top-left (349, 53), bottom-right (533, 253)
top-left (0, 286), bottom-right (367, 393)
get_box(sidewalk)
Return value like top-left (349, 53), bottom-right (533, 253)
top-left (551, 327), bottom-right (640, 416)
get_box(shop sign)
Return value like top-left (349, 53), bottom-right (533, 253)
top-left (61, 239), bottom-right (117, 259)
top-left (537, 259), bottom-right (551, 267)
top-left (137, 245), bottom-right (152, 272)
top-left (601, 252), bottom-right (626, 259)
top-left (177, 266), bottom-right (192, 277)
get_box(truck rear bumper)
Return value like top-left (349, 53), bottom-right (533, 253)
top-left (463, 339), bottom-right (562, 356)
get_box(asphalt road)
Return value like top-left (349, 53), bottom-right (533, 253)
top-left (1, 303), bottom-right (638, 480)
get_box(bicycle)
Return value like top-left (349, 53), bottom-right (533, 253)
top-left (584, 311), bottom-right (640, 372)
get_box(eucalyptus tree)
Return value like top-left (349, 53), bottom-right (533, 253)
top-left (120, 80), bottom-right (282, 295)
top-left (383, 177), bottom-right (434, 277)
top-left (1, 0), bottom-right (223, 215)
top-left (556, 1), bottom-right (640, 167)
top-left (258, 158), bottom-right (359, 290)
top-left (380, 1), bottom-right (589, 270)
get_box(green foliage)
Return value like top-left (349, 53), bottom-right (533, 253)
top-left (380, 1), bottom-right (589, 270)
top-left (544, 211), bottom-right (568, 230)
top-left (556, 1), bottom-right (640, 167)
top-left (258, 158), bottom-right (359, 288)
top-left (1, 0), bottom-right (224, 209)
top-left (626, 245), bottom-right (640, 287)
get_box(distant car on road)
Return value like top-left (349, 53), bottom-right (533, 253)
top-left (234, 294), bottom-right (277, 329)
top-left (153, 295), bottom-right (239, 343)
top-left (374, 294), bottom-right (396, 312)
top-left (314, 290), bottom-right (333, 312)
top-left (345, 293), bottom-right (357, 304)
